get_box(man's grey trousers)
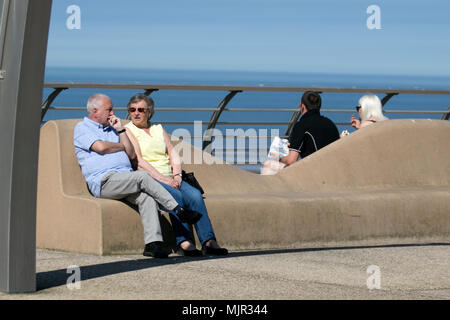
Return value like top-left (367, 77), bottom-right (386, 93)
top-left (100, 171), bottom-right (179, 244)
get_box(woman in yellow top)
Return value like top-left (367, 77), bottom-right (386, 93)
top-left (124, 94), bottom-right (228, 256)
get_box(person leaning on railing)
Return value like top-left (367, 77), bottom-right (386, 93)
top-left (124, 93), bottom-right (228, 257)
top-left (350, 94), bottom-right (389, 130)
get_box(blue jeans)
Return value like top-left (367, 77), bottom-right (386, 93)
top-left (158, 181), bottom-right (216, 246)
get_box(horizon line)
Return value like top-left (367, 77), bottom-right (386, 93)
top-left (44, 66), bottom-right (450, 80)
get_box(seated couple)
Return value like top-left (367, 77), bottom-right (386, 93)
top-left (73, 93), bottom-right (228, 258)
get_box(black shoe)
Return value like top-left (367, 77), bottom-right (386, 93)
top-left (176, 246), bottom-right (203, 257)
top-left (174, 206), bottom-right (203, 224)
top-left (143, 241), bottom-right (169, 258)
top-left (202, 245), bottom-right (228, 256)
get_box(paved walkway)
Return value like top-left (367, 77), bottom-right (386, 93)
top-left (1, 240), bottom-right (449, 300)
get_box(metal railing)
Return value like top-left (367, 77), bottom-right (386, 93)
top-left (42, 82), bottom-right (450, 168)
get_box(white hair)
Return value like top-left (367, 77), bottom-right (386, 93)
top-left (87, 94), bottom-right (110, 113)
top-left (358, 94), bottom-right (389, 122)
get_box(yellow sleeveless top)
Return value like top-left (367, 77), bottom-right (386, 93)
top-left (125, 122), bottom-right (172, 177)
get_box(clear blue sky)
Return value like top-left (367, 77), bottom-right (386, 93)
top-left (46, 0), bottom-right (450, 76)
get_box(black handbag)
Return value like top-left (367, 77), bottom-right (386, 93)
top-left (182, 170), bottom-right (204, 194)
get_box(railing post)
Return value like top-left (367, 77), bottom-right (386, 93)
top-left (144, 89), bottom-right (159, 96)
top-left (381, 93), bottom-right (398, 106)
top-left (285, 101), bottom-right (302, 137)
top-left (441, 106), bottom-right (450, 120)
top-left (203, 90), bottom-right (241, 151)
top-left (41, 87), bottom-right (67, 121)
top-left (381, 92), bottom-right (398, 115)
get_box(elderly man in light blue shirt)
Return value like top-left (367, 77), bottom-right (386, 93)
top-left (74, 94), bottom-right (202, 258)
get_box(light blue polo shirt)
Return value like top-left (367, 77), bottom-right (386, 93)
top-left (74, 117), bottom-right (132, 197)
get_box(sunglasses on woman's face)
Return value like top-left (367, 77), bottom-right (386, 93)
top-left (129, 107), bottom-right (147, 113)
top-left (356, 106), bottom-right (362, 112)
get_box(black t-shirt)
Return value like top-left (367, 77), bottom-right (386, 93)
top-left (288, 109), bottom-right (340, 159)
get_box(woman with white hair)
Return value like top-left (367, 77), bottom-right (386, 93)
top-left (350, 94), bottom-right (389, 130)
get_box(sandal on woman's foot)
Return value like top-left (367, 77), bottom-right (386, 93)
top-left (176, 242), bottom-right (202, 257)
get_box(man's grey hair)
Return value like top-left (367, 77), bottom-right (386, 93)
top-left (87, 94), bottom-right (110, 114)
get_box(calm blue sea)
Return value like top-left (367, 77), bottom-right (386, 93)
top-left (43, 67), bottom-right (450, 167)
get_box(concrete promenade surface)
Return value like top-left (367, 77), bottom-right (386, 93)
top-left (1, 238), bottom-right (449, 300)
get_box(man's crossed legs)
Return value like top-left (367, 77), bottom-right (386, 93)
top-left (100, 170), bottom-right (201, 258)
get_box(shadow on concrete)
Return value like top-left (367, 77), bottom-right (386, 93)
top-left (37, 256), bottom-right (180, 291)
top-left (36, 242), bottom-right (449, 291)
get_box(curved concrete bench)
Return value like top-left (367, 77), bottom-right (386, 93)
top-left (36, 119), bottom-right (450, 255)
top-left (183, 119), bottom-right (450, 248)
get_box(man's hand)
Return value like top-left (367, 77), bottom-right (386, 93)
top-left (91, 140), bottom-right (124, 155)
top-left (108, 115), bottom-right (123, 131)
top-left (268, 151), bottom-right (280, 160)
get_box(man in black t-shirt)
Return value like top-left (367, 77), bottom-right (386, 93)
top-left (280, 91), bottom-right (339, 165)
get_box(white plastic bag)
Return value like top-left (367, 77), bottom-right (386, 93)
top-left (268, 136), bottom-right (289, 159)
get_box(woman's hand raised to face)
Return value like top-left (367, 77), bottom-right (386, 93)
top-left (350, 114), bottom-right (361, 129)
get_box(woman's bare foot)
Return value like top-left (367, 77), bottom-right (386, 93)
top-left (180, 240), bottom-right (197, 251)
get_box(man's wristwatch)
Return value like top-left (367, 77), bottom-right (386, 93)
top-left (174, 173), bottom-right (182, 178)
top-left (117, 129), bottom-right (126, 134)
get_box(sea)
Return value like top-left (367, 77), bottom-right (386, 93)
top-left (43, 67), bottom-right (450, 170)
